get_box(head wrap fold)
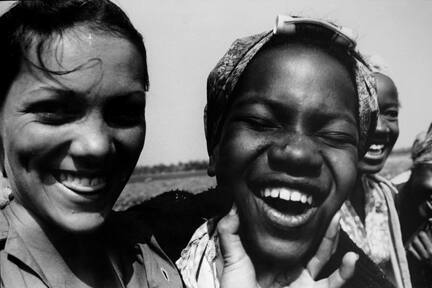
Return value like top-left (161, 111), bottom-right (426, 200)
top-left (411, 123), bottom-right (432, 165)
top-left (204, 15), bottom-right (378, 155)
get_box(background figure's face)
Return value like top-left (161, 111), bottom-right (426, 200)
top-left (0, 28), bottom-right (146, 233)
top-left (359, 73), bottom-right (399, 174)
top-left (211, 45), bottom-right (359, 266)
top-left (411, 164), bottom-right (432, 213)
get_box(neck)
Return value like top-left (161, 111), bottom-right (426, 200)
top-left (250, 252), bottom-right (304, 288)
top-left (7, 201), bottom-right (116, 287)
top-left (8, 200), bottom-right (99, 252)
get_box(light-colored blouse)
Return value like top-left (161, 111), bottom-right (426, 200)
top-left (340, 174), bottom-right (411, 288)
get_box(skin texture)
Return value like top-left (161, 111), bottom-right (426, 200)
top-left (400, 164), bottom-right (432, 240)
top-left (0, 27), bottom-right (146, 235)
top-left (209, 44), bottom-right (359, 287)
top-left (358, 72), bottom-right (399, 174)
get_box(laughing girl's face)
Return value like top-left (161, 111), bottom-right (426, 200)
top-left (211, 44), bottom-right (359, 267)
top-left (359, 73), bottom-right (399, 174)
top-left (0, 28), bottom-right (146, 233)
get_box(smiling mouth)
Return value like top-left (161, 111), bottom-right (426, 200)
top-left (53, 171), bottom-right (107, 195)
top-left (257, 187), bottom-right (318, 229)
top-left (366, 144), bottom-right (386, 157)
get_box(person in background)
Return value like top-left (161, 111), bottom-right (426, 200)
top-left (394, 124), bottom-right (432, 287)
top-left (338, 57), bottom-right (412, 288)
top-left (176, 15), bottom-right (404, 288)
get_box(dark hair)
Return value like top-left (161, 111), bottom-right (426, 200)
top-left (0, 0), bottom-right (149, 107)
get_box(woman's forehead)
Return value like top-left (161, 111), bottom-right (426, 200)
top-left (235, 44), bottom-right (356, 101)
top-left (6, 30), bottom-right (146, 105)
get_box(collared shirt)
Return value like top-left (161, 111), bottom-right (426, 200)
top-left (0, 205), bottom-right (183, 288)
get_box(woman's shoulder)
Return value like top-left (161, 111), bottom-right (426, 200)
top-left (124, 188), bottom-right (221, 261)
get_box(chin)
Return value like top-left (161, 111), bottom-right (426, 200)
top-left (249, 234), bottom-right (314, 266)
top-left (52, 211), bottom-right (108, 235)
top-left (358, 161), bottom-right (385, 175)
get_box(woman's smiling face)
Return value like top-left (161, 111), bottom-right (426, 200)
top-left (359, 73), bottom-right (399, 174)
top-left (211, 44), bottom-right (359, 265)
top-left (0, 28), bottom-right (146, 233)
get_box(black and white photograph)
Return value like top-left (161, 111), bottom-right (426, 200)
top-left (0, 0), bottom-right (430, 287)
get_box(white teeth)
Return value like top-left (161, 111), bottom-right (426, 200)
top-left (369, 144), bottom-right (384, 153)
top-left (261, 188), bottom-right (313, 205)
top-left (301, 195), bottom-right (307, 204)
top-left (271, 189), bottom-right (280, 198)
top-left (291, 191), bottom-right (301, 201)
top-left (279, 189), bottom-right (290, 201)
top-left (57, 172), bottom-right (106, 190)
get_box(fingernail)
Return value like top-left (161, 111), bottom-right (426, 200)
top-left (354, 253), bottom-right (359, 262)
top-left (229, 203), bottom-right (237, 215)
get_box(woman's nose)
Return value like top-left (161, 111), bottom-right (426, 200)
top-left (268, 134), bottom-right (323, 177)
top-left (69, 117), bottom-right (113, 163)
top-left (375, 115), bottom-right (390, 133)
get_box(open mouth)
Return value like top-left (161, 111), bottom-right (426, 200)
top-left (365, 144), bottom-right (386, 157)
top-left (256, 187), bottom-right (318, 229)
top-left (53, 170), bottom-right (107, 196)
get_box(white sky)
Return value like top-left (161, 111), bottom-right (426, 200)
top-left (1, 0), bottom-right (431, 166)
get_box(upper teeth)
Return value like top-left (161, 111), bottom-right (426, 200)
top-left (58, 172), bottom-right (106, 190)
top-left (369, 144), bottom-right (384, 151)
top-left (261, 188), bottom-right (312, 205)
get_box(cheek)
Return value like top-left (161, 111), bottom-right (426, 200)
top-left (390, 122), bottom-right (399, 141)
top-left (328, 149), bottom-right (358, 206)
top-left (216, 129), bottom-right (264, 184)
top-left (3, 122), bottom-right (61, 173)
top-left (114, 126), bottom-right (145, 161)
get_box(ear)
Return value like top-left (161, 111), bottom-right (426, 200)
top-left (207, 144), bottom-right (219, 177)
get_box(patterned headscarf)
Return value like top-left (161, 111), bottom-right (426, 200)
top-left (204, 15), bottom-right (378, 156)
top-left (411, 123), bottom-right (432, 165)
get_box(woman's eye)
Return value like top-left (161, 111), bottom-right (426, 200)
top-left (234, 115), bottom-right (278, 131)
top-left (105, 103), bottom-right (145, 127)
top-left (382, 109), bottom-right (398, 120)
top-left (25, 101), bottom-right (80, 124)
top-left (317, 131), bottom-right (357, 147)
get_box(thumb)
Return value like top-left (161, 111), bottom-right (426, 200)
top-left (217, 204), bottom-right (248, 267)
top-left (218, 204), bottom-right (258, 288)
top-left (307, 211), bottom-right (341, 279)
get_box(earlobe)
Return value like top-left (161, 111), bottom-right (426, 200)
top-left (207, 145), bottom-right (219, 177)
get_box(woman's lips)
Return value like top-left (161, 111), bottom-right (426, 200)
top-left (365, 144), bottom-right (385, 156)
top-left (53, 170), bottom-right (107, 194)
top-left (363, 143), bottom-right (389, 163)
top-left (256, 187), bottom-right (318, 230)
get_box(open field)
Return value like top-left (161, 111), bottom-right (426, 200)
top-left (114, 151), bottom-right (412, 211)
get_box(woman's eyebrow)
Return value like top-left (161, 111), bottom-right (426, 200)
top-left (231, 96), bottom-right (281, 109)
top-left (309, 108), bottom-right (358, 126)
top-left (24, 87), bottom-right (81, 102)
